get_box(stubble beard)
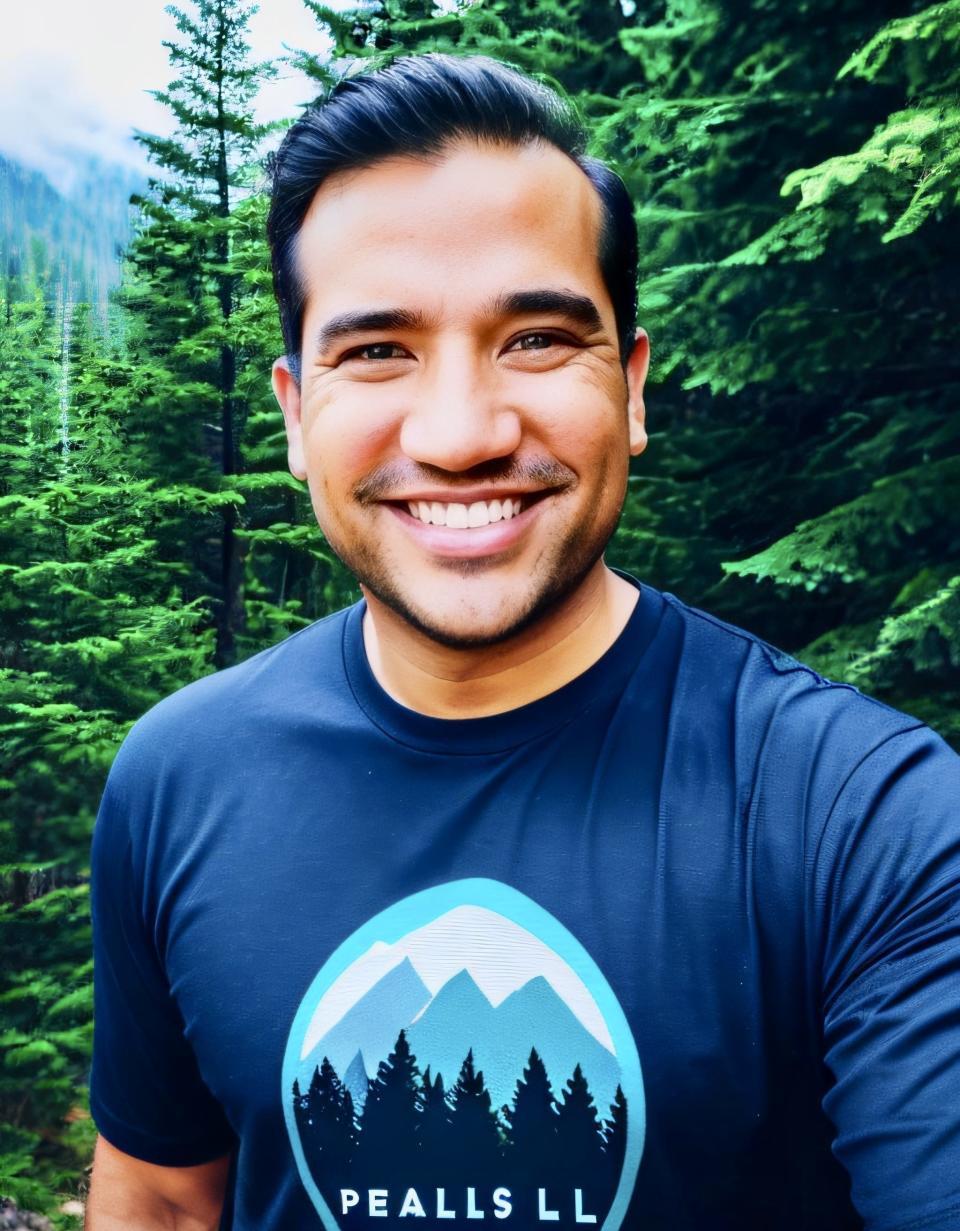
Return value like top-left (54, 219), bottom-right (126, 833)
top-left (321, 497), bottom-right (625, 652)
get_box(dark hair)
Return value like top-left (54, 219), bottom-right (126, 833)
top-left (266, 53), bottom-right (638, 372)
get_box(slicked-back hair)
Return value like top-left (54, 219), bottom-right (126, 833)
top-left (266, 54), bottom-right (638, 375)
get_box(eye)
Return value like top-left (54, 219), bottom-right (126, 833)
top-left (510, 332), bottom-right (559, 351)
top-left (505, 330), bottom-right (581, 356)
top-left (342, 342), bottom-right (411, 362)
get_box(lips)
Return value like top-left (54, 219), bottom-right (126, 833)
top-left (384, 492), bottom-right (552, 559)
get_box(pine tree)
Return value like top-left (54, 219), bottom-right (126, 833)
top-left (417, 1066), bottom-right (453, 1175)
top-left (554, 1063), bottom-right (606, 1217)
top-left (447, 1048), bottom-right (504, 1184)
top-left (603, 1084), bottom-right (628, 1187)
top-left (597, 0), bottom-right (960, 745)
top-left (354, 1030), bottom-right (422, 1186)
top-left (122, 0), bottom-right (276, 669)
top-left (295, 1058), bottom-right (356, 1180)
top-left (502, 1047), bottom-right (558, 1166)
top-left (0, 287), bottom-right (211, 1210)
top-left (295, 0), bottom-right (632, 98)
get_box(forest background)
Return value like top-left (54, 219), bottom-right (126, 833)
top-left (1, 0), bottom-right (958, 1221)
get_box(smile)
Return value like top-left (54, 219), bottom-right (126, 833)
top-left (384, 492), bottom-right (553, 559)
top-left (404, 496), bottom-right (524, 528)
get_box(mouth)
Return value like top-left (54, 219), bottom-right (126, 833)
top-left (393, 491), bottom-right (551, 529)
top-left (381, 490), bottom-right (556, 559)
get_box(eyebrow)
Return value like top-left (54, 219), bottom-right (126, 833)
top-left (489, 289), bottom-right (605, 334)
top-left (312, 288), bottom-right (605, 356)
top-left (314, 308), bottom-right (429, 355)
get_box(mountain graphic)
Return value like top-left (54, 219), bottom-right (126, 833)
top-left (302, 957), bottom-right (430, 1082)
top-left (406, 969), bottom-right (498, 1086)
top-left (493, 975), bottom-right (622, 1111)
top-left (407, 970), bottom-right (621, 1113)
top-left (343, 1049), bottom-right (370, 1112)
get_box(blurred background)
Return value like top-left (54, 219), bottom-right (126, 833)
top-left (1, 0), bottom-right (958, 1221)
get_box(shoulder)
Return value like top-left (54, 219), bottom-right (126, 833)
top-left (660, 590), bottom-right (928, 764)
top-left (657, 591), bottom-right (959, 922)
top-left (655, 590), bottom-right (957, 847)
top-left (104, 604), bottom-right (357, 801)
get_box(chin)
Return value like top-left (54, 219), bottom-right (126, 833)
top-left (365, 556), bottom-right (605, 652)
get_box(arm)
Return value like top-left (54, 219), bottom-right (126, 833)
top-left (88, 755), bottom-right (237, 1212)
top-left (85, 1135), bottom-right (230, 1231)
top-left (816, 726), bottom-right (960, 1231)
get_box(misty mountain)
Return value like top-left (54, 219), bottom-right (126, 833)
top-left (0, 152), bottom-right (145, 305)
top-left (405, 968), bottom-right (498, 1088)
top-left (303, 957), bottom-right (431, 1081)
top-left (302, 960), bottom-right (623, 1116)
top-left (409, 971), bottom-right (622, 1113)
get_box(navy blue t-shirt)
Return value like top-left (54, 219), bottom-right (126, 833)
top-left (90, 580), bottom-right (960, 1230)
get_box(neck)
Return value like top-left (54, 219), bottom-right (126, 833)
top-left (361, 563), bottom-right (639, 719)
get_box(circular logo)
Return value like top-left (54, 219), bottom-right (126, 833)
top-left (283, 879), bottom-right (644, 1228)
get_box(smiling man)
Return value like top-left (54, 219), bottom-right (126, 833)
top-left (86, 55), bottom-right (960, 1231)
top-left (271, 132), bottom-right (648, 710)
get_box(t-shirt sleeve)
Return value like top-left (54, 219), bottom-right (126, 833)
top-left (89, 744), bottom-right (236, 1166)
top-left (817, 724), bottom-right (960, 1231)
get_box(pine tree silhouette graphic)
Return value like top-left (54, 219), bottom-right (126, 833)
top-left (294, 1029), bottom-right (626, 1225)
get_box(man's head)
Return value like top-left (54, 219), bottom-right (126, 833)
top-left (268, 55), bottom-right (639, 375)
top-left (268, 54), bottom-right (649, 650)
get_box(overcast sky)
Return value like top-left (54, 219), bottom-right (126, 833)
top-left (0, 0), bottom-right (333, 193)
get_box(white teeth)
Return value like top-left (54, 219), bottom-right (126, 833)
top-left (405, 496), bottom-right (525, 526)
top-left (467, 501), bottom-right (490, 527)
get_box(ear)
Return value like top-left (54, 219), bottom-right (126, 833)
top-left (272, 356), bottom-right (307, 481)
top-left (625, 328), bottom-right (649, 457)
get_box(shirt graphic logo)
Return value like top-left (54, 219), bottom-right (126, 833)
top-left (283, 879), bottom-right (644, 1228)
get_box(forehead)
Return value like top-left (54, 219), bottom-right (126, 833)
top-left (293, 140), bottom-right (610, 334)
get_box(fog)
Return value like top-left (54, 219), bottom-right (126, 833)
top-left (0, 0), bottom-right (329, 194)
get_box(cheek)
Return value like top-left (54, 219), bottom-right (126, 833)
top-left (302, 392), bottom-right (399, 499)
top-left (513, 367), bottom-right (628, 457)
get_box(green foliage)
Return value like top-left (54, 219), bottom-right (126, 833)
top-left (594, 0), bottom-right (959, 743)
top-left (2, 0), bottom-right (957, 1217)
top-left (0, 289), bottom-right (212, 1216)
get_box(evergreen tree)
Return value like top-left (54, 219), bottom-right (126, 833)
top-left (554, 1064), bottom-right (606, 1216)
top-left (603, 1084), bottom-right (628, 1189)
top-left (295, 0), bottom-right (632, 98)
top-left (295, 1058), bottom-right (356, 1181)
top-left (447, 1048), bottom-right (504, 1184)
top-left (122, 0), bottom-right (276, 669)
top-left (502, 1047), bottom-right (558, 1166)
top-left (417, 1066), bottom-right (453, 1174)
top-left (354, 1030), bottom-right (422, 1186)
top-left (597, 0), bottom-right (960, 745)
top-left (0, 288), bottom-right (210, 1211)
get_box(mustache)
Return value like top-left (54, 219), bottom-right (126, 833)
top-left (353, 457), bottom-right (577, 504)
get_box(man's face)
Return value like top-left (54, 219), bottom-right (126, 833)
top-left (273, 139), bottom-right (648, 649)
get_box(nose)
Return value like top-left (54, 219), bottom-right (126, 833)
top-left (398, 348), bottom-right (522, 471)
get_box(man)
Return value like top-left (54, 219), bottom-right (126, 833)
top-left (86, 54), bottom-right (960, 1231)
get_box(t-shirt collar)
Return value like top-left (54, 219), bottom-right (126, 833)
top-left (341, 572), bottom-right (664, 755)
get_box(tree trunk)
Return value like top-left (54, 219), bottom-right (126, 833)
top-left (213, 0), bottom-right (241, 669)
